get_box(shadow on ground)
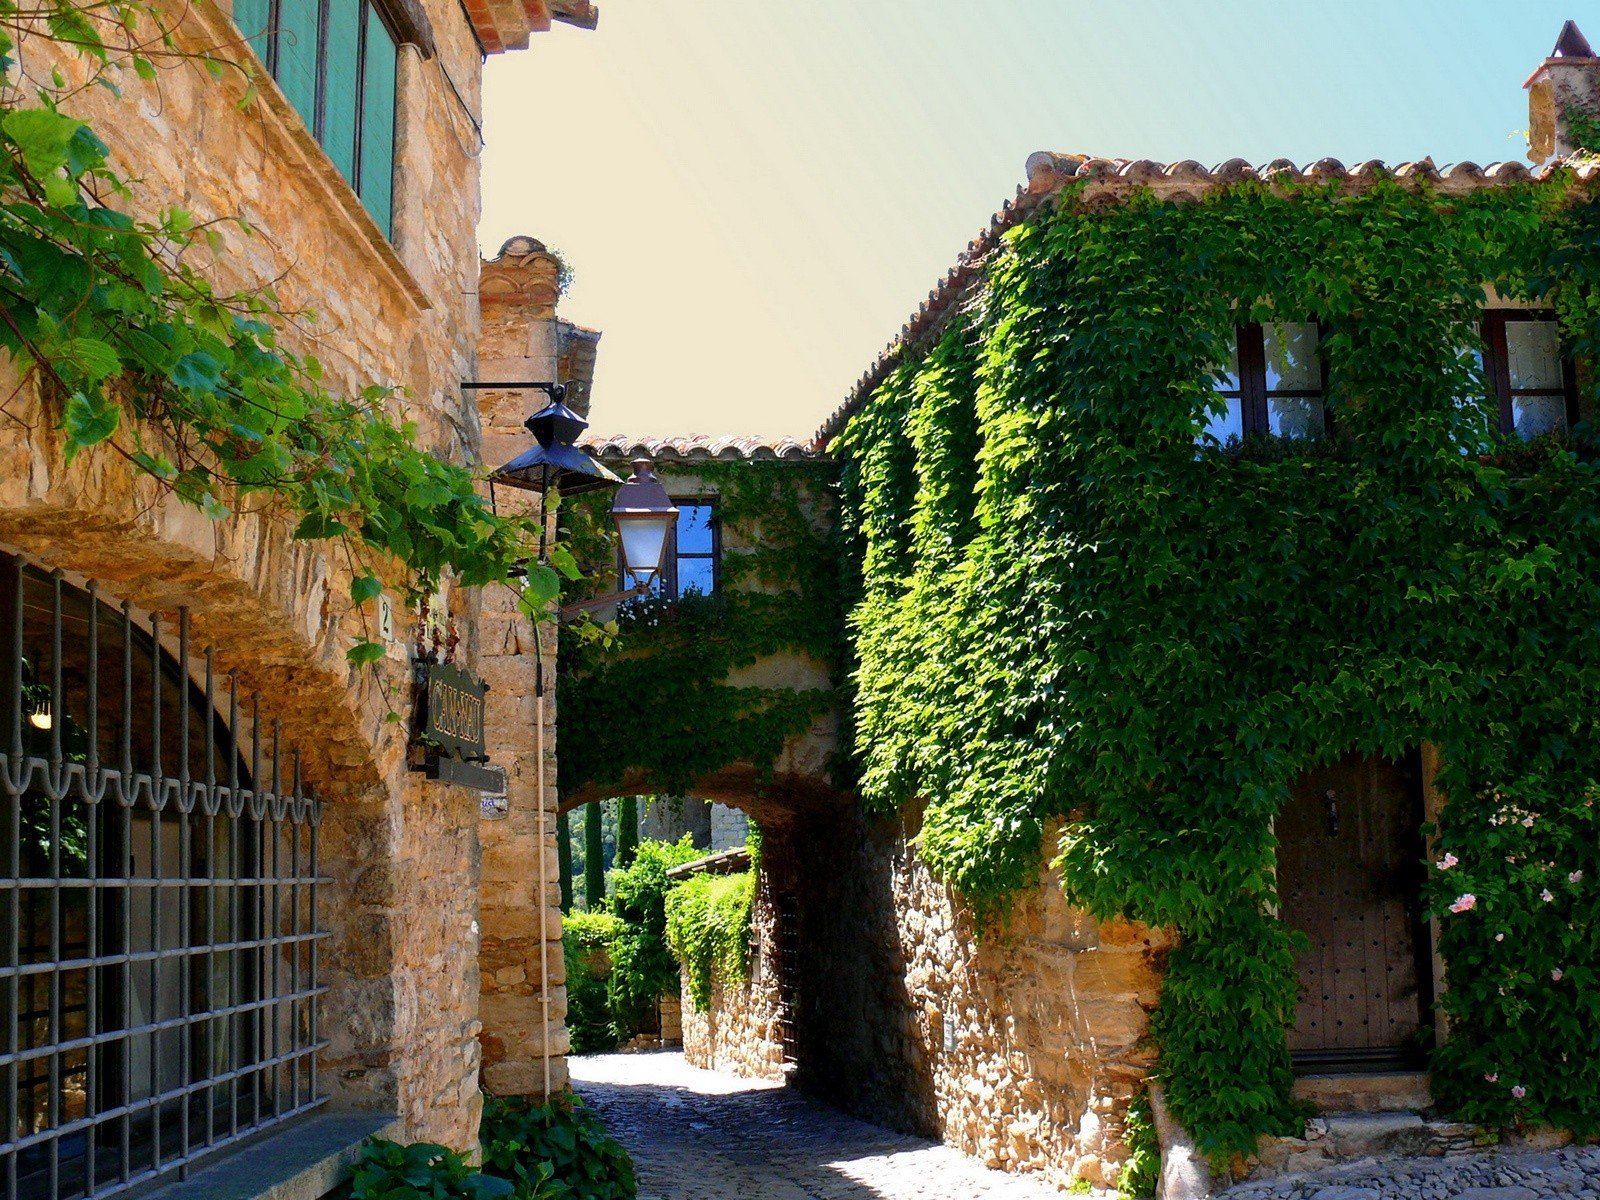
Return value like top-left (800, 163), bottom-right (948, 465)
top-left (571, 1051), bottom-right (1079, 1200)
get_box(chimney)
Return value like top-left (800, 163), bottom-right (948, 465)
top-left (1525, 19), bottom-right (1600, 163)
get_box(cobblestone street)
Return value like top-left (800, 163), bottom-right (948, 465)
top-left (570, 1052), bottom-right (1082, 1200)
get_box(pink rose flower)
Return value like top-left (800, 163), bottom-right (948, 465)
top-left (1450, 894), bottom-right (1477, 914)
top-left (1570, 871), bottom-right (1584, 884)
top-left (1522, 815), bottom-right (1536, 828)
top-left (1485, 1073), bottom-right (1499, 1083)
top-left (1552, 968), bottom-right (1564, 982)
top-left (1541, 889), bottom-right (1554, 903)
top-left (1437, 853), bottom-right (1459, 871)
top-left (1512, 1085), bottom-right (1527, 1100)
top-left (1495, 933), bottom-right (1505, 942)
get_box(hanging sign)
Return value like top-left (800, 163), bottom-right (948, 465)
top-left (420, 662), bottom-right (487, 761)
top-left (415, 662), bottom-right (501, 791)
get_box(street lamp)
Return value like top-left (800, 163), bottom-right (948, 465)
top-left (480, 383), bottom-right (619, 497)
top-left (611, 459), bottom-right (679, 589)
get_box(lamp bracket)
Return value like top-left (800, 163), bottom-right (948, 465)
top-left (460, 380), bottom-right (569, 403)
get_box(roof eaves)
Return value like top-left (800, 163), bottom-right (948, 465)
top-left (810, 152), bottom-right (1583, 450)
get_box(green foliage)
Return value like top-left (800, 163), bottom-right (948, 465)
top-left (1117, 1089), bottom-right (1159, 1199)
top-left (605, 836), bottom-right (702, 1035)
top-left (836, 173), bottom-right (1600, 1162)
top-left (664, 866), bottom-right (756, 1011)
top-left (558, 462), bottom-right (839, 797)
top-left (561, 910), bottom-right (625, 1055)
top-left (350, 1140), bottom-right (512, 1200)
top-left (478, 1093), bottom-right (636, 1200)
top-left (0, 0), bottom-right (549, 658)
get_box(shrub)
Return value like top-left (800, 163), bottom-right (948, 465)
top-left (349, 1140), bottom-right (513, 1199)
top-left (604, 836), bottom-right (702, 1036)
top-left (562, 911), bottom-right (625, 1054)
top-left (479, 1093), bottom-right (636, 1200)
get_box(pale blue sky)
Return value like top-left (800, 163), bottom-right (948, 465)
top-left (479, 2), bottom-right (1584, 441)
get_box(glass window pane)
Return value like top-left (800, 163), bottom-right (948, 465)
top-left (1199, 395), bottom-right (1243, 445)
top-left (677, 557), bottom-right (715, 598)
top-left (1264, 323), bottom-right (1320, 392)
top-left (1505, 319), bottom-right (1563, 391)
top-left (1268, 396), bottom-right (1325, 440)
top-left (321, 0), bottom-right (361, 184)
top-left (357, 5), bottom-right (397, 238)
top-left (233, 0), bottom-right (272, 62)
top-left (1214, 330), bottom-right (1241, 392)
top-left (1514, 394), bottom-right (1567, 439)
top-left (675, 504), bottom-right (715, 555)
top-left (274, 0), bottom-right (321, 128)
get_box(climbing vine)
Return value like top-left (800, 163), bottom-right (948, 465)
top-left (663, 828), bottom-right (760, 1011)
top-left (557, 459), bottom-right (839, 797)
top-left (835, 174), bottom-right (1600, 1163)
top-left (0, 0), bottom-right (557, 664)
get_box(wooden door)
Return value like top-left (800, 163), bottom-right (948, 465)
top-left (1277, 751), bottom-right (1431, 1069)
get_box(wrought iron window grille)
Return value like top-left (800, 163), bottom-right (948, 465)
top-left (0, 551), bottom-right (327, 1200)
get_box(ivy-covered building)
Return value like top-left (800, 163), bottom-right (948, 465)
top-left (564, 19), bottom-right (1600, 1200)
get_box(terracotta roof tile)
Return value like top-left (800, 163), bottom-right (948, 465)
top-left (580, 434), bottom-right (821, 463)
top-left (811, 152), bottom-right (1591, 448)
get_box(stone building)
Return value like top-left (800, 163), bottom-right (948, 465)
top-left (565, 20), bottom-right (1600, 1200)
top-left (0, 0), bottom-right (592, 1195)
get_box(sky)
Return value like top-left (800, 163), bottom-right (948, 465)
top-left (480, 1), bottom-right (1587, 442)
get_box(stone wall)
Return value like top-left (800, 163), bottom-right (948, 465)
top-left (678, 876), bottom-right (788, 1082)
top-left (474, 239), bottom-right (584, 1099)
top-left (779, 804), bottom-right (1168, 1192)
top-left (0, 0), bottom-right (563, 1157)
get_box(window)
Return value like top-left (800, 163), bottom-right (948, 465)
top-left (232, 0), bottom-right (399, 238)
top-left (1481, 311), bottom-right (1576, 438)
top-left (624, 501), bottom-right (719, 600)
top-left (1203, 322), bottom-right (1326, 443)
top-left (0, 553), bottom-right (324, 1200)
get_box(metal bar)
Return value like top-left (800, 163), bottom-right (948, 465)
top-left (147, 611), bottom-right (162, 1177)
top-left (203, 648), bottom-right (216, 1155)
top-left (6, 558), bottom-right (22, 1200)
top-left (0, 983), bottom-right (330, 1069)
top-left (178, 610), bottom-right (192, 1178)
top-left (119, 602), bottom-right (132, 1186)
top-left (47, 571), bottom-right (62, 1199)
top-left (85, 582), bottom-right (100, 1195)
top-left (5, 1071), bottom-right (328, 1157)
top-left (0, 930), bottom-right (330, 980)
top-left (307, 813), bottom-right (318, 1109)
top-left (227, 671), bottom-right (239, 1144)
top-left (289, 752), bottom-right (300, 1113)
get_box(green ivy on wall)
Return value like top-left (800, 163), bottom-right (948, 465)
top-left (835, 173), bottom-right (1600, 1164)
top-left (557, 460), bottom-right (840, 798)
top-left (664, 828), bottom-right (761, 1011)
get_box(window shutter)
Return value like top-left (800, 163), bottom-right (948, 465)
top-left (275, 0), bottom-right (322, 132)
top-left (358, 7), bottom-right (397, 238)
top-left (232, 0), bottom-right (272, 63)
top-left (321, 0), bottom-right (362, 182)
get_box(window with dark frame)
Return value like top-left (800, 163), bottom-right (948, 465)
top-left (1202, 322), bottom-right (1327, 444)
top-left (231, 0), bottom-right (399, 238)
top-left (1481, 310), bottom-right (1577, 439)
top-left (0, 552), bottom-right (325, 1200)
top-left (622, 500), bottom-right (720, 601)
